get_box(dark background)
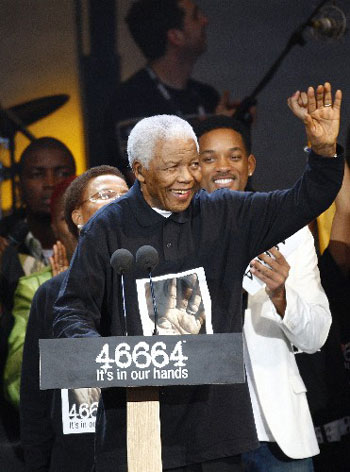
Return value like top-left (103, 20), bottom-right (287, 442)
top-left (189, 0), bottom-right (350, 190)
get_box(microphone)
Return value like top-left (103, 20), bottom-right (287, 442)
top-left (110, 248), bottom-right (134, 336)
top-left (136, 245), bottom-right (160, 335)
top-left (7, 220), bottom-right (29, 247)
top-left (310, 5), bottom-right (346, 40)
top-left (135, 245), bottom-right (159, 272)
top-left (110, 248), bottom-right (134, 274)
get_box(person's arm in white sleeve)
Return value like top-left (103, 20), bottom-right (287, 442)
top-left (250, 226), bottom-right (331, 353)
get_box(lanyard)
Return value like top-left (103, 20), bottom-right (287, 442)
top-left (145, 66), bottom-right (206, 118)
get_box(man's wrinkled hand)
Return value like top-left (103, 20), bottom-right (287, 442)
top-left (287, 82), bottom-right (342, 157)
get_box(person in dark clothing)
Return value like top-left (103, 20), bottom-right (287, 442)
top-left (53, 83), bottom-right (343, 471)
top-left (4, 177), bottom-right (77, 410)
top-left (0, 137), bottom-right (76, 315)
top-left (104, 0), bottom-right (234, 181)
top-left (0, 138), bottom-right (76, 471)
top-left (20, 166), bottom-right (128, 472)
top-left (305, 159), bottom-right (350, 472)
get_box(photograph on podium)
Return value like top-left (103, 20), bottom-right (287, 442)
top-left (136, 267), bottom-right (212, 336)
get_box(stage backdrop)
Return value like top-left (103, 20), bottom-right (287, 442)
top-left (1, 0), bottom-right (349, 214)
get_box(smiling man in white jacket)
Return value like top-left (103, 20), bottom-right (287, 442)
top-left (197, 111), bottom-right (332, 471)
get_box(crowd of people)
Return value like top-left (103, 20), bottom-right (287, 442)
top-left (1, 1), bottom-right (350, 471)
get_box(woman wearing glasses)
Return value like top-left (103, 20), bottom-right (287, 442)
top-left (67, 167), bottom-right (129, 236)
top-left (9, 166), bottom-right (128, 472)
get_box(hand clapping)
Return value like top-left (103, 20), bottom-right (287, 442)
top-left (49, 241), bottom-right (69, 276)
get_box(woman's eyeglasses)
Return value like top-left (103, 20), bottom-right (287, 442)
top-left (82, 189), bottom-right (127, 204)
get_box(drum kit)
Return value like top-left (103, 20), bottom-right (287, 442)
top-left (0, 94), bottom-right (69, 216)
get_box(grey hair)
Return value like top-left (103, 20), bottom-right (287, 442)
top-left (127, 114), bottom-right (199, 169)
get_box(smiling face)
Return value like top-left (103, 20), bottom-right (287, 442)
top-left (199, 128), bottom-right (256, 193)
top-left (133, 137), bottom-right (201, 212)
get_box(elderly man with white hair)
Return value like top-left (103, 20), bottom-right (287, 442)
top-left (54, 83), bottom-right (343, 472)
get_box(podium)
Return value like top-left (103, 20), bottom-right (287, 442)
top-left (40, 334), bottom-right (244, 471)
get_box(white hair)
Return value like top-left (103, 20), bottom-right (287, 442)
top-left (127, 115), bottom-right (199, 169)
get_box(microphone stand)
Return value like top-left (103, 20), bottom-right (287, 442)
top-left (234, 0), bottom-right (331, 125)
top-left (148, 271), bottom-right (159, 335)
top-left (120, 273), bottom-right (129, 336)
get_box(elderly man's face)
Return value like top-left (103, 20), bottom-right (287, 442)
top-left (199, 128), bottom-right (256, 193)
top-left (134, 137), bottom-right (201, 212)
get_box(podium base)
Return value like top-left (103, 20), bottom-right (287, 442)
top-left (127, 387), bottom-right (162, 472)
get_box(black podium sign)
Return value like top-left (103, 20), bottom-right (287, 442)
top-left (40, 333), bottom-right (244, 390)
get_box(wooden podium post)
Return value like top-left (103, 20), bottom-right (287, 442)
top-left (40, 334), bottom-right (244, 472)
top-left (127, 387), bottom-right (162, 472)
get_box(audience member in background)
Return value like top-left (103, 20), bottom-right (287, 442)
top-left (20, 165), bottom-right (128, 472)
top-left (104, 0), bottom-right (237, 181)
top-left (0, 137), bottom-right (76, 309)
top-left (3, 176), bottom-right (76, 408)
top-left (196, 115), bottom-right (332, 471)
top-left (304, 158), bottom-right (350, 472)
top-left (0, 137), bottom-right (76, 464)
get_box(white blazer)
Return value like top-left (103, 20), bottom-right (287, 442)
top-left (243, 226), bottom-right (331, 459)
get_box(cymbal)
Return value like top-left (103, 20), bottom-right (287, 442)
top-left (0, 94), bottom-right (69, 137)
top-left (8, 94), bottom-right (69, 125)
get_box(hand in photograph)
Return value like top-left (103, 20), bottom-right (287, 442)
top-left (146, 274), bottom-right (205, 335)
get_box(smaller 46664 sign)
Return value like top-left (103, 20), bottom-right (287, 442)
top-left (40, 334), bottom-right (244, 390)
